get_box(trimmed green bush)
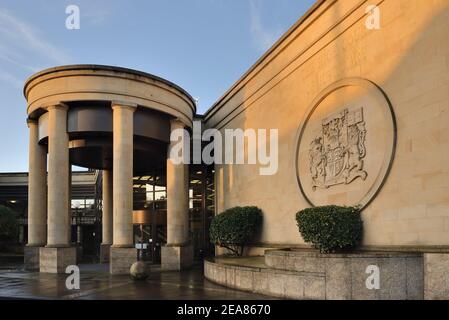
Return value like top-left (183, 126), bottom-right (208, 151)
top-left (0, 205), bottom-right (18, 242)
top-left (210, 206), bottom-right (263, 256)
top-left (295, 205), bottom-right (363, 253)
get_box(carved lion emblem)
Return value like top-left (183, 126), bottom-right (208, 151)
top-left (309, 108), bottom-right (367, 190)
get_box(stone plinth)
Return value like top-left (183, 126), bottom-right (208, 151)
top-left (205, 249), bottom-right (426, 300)
top-left (161, 245), bottom-right (193, 271)
top-left (204, 258), bottom-right (325, 300)
top-left (100, 244), bottom-right (111, 263)
top-left (24, 246), bottom-right (42, 271)
top-left (424, 253), bottom-right (449, 300)
top-left (265, 249), bottom-right (424, 300)
top-left (110, 247), bottom-right (137, 275)
top-left (39, 247), bottom-right (77, 274)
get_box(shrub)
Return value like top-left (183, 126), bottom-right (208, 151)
top-left (210, 206), bottom-right (263, 256)
top-left (0, 205), bottom-right (18, 242)
top-left (295, 205), bottom-right (363, 253)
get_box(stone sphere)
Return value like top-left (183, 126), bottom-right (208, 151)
top-left (130, 261), bottom-right (149, 281)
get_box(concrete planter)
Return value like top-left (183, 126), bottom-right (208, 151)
top-left (205, 249), bottom-right (425, 300)
top-left (265, 249), bottom-right (423, 300)
top-left (204, 258), bottom-right (326, 300)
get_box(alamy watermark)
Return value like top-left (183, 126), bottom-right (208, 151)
top-left (65, 4), bottom-right (380, 31)
top-left (66, 5), bottom-right (80, 30)
top-left (365, 265), bottom-right (380, 290)
top-left (365, 4), bottom-right (381, 30)
top-left (169, 121), bottom-right (278, 176)
top-left (65, 265), bottom-right (80, 290)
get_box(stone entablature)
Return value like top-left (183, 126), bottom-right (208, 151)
top-left (24, 65), bottom-right (196, 127)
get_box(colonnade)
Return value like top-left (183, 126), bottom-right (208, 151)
top-left (25, 102), bottom-right (192, 274)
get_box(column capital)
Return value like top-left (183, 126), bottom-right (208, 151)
top-left (26, 118), bottom-right (38, 127)
top-left (170, 118), bottom-right (187, 130)
top-left (43, 102), bottom-right (69, 112)
top-left (111, 101), bottom-right (138, 111)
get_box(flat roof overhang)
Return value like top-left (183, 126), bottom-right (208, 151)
top-left (24, 65), bottom-right (196, 173)
top-left (24, 64), bottom-right (196, 127)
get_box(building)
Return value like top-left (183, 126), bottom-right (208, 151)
top-left (1, 169), bottom-right (214, 266)
top-left (0, 171), bottom-right (100, 254)
top-left (205, 0), bottom-right (449, 254)
top-left (24, 65), bottom-right (216, 274)
top-left (202, 0), bottom-right (449, 299)
top-left (11, 0), bottom-right (449, 298)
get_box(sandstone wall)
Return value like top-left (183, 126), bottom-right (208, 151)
top-left (205, 0), bottom-right (449, 249)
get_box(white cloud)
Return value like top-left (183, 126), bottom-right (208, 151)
top-left (0, 9), bottom-right (70, 65)
top-left (0, 44), bottom-right (40, 73)
top-left (0, 70), bottom-right (23, 88)
top-left (83, 8), bottom-right (111, 26)
top-left (249, 0), bottom-right (283, 53)
top-left (68, 0), bottom-right (115, 27)
top-left (0, 8), bottom-right (70, 88)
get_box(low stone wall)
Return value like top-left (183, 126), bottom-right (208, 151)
top-left (205, 249), bottom-right (425, 300)
top-left (204, 259), bottom-right (326, 300)
top-left (266, 249), bottom-right (424, 300)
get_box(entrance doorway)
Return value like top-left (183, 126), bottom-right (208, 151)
top-left (133, 210), bottom-right (167, 263)
top-left (132, 165), bottom-right (215, 263)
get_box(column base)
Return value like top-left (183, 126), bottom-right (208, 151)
top-left (24, 246), bottom-right (42, 271)
top-left (100, 244), bottom-right (111, 263)
top-left (39, 247), bottom-right (77, 274)
top-left (110, 247), bottom-right (137, 275)
top-left (161, 245), bottom-right (193, 271)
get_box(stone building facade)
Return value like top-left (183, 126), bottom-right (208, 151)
top-left (205, 0), bottom-right (449, 253)
top-left (24, 65), bottom-right (196, 274)
top-left (21, 0), bottom-right (449, 299)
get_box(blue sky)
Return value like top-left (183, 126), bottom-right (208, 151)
top-left (0, 0), bottom-right (316, 172)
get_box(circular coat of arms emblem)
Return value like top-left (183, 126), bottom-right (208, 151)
top-left (295, 78), bottom-right (396, 209)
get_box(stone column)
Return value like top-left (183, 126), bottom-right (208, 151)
top-left (68, 165), bottom-right (72, 245)
top-left (161, 119), bottom-right (193, 271)
top-left (100, 170), bottom-right (113, 263)
top-left (40, 104), bottom-right (76, 273)
top-left (110, 102), bottom-right (137, 274)
top-left (24, 118), bottom-right (47, 270)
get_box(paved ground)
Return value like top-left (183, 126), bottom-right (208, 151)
top-left (0, 256), bottom-right (271, 300)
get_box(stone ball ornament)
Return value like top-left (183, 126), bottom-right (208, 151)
top-left (130, 261), bottom-right (150, 281)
